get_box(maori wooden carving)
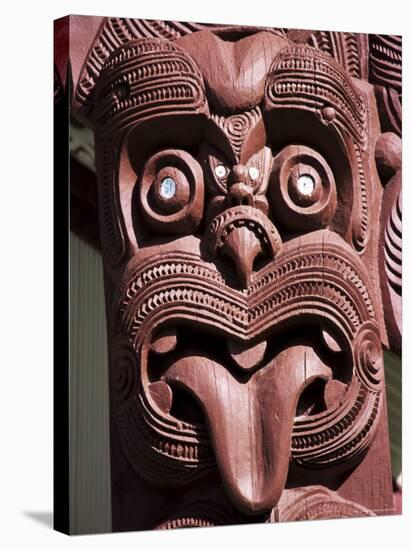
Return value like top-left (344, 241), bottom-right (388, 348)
top-left (56, 16), bottom-right (402, 531)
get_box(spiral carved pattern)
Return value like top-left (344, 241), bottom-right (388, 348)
top-left (211, 107), bottom-right (262, 162)
top-left (110, 335), bottom-right (138, 411)
top-left (278, 487), bottom-right (375, 521)
top-left (353, 323), bottom-right (384, 391)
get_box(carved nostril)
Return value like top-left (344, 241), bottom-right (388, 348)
top-left (227, 182), bottom-right (254, 207)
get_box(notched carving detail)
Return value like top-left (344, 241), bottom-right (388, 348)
top-left (94, 38), bottom-right (208, 139)
top-left (264, 45), bottom-right (367, 149)
top-left (384, 189), bottom-right (402, 295)
top-left (369, 35), bottom-right (402, 98)
top-left (276, 486), bottom-right (375, 521)
top-left (205, 206), bottom-right (282, 287)
top-left (351, 143), bottom-right (370, 253)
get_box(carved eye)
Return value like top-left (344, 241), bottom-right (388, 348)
top-left (138, 149), bottom-right (204, 234)
top-left (209, 154), bottom-right (230, 191)
top-left (248, 166), bottom-right (260, 181)
top-left (159, 177), bottom-right (177, 199)
top-left (198, 145), bottom-right (230, 195)
top-left (243, 147), bottom-right (272, 193)
top-left (269, 145), bottom-right (337, 231)
top-left (214, 164), bottom-right (227, 179)
top-left (296, 174), bottom-right (315, 196)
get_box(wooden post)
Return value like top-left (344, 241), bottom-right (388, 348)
top-left (59, 16), bottom-right (401, 531)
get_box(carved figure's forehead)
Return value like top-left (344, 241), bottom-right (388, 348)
top-left (264, 45), bottom-right (367, 150)
top-left (176, 31), bottom-right (289, 113)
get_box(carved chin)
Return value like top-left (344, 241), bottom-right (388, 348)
top-left (111, 230), bottom-right (384, 515)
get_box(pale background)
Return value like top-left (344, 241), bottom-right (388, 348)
top-left (0, 0), bottom-right (410, 548)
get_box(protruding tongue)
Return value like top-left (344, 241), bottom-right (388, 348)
top-left (162, 345), bottom-right (331, 515)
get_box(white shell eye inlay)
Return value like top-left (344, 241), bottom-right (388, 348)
top-left (160, 177), bottom-right (176, 199)
top-left (248, 166), bottom-right (259, 181)
top-left (214, 164), bottom-right (227, 179)
top-left (297, 174), bottom-right (315, 196)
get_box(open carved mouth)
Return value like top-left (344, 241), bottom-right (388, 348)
top-left (141, 319), bottom-right (351, 514)
top-left (146, 321), bottom-right (351, 418)
top-left (112, 230), bottom-right (383, 515)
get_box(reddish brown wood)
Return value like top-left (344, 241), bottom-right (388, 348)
top-left (58, 16), bottom-right (402, 531)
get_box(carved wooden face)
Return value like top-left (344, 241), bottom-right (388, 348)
top-left (93, 31), bottom-right (391, 522)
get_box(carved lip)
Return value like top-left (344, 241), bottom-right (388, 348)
top-left (205, 205), bottom-right (282, 257)
top-left (117, 230), bottom-right (375, 347)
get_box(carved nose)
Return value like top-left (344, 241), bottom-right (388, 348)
top-left (227, 182), bottom-right (254, 207)
top-left (228, 163), bottom-right (248, 185)
top-left (227, 165), bottom-right (254, 207)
